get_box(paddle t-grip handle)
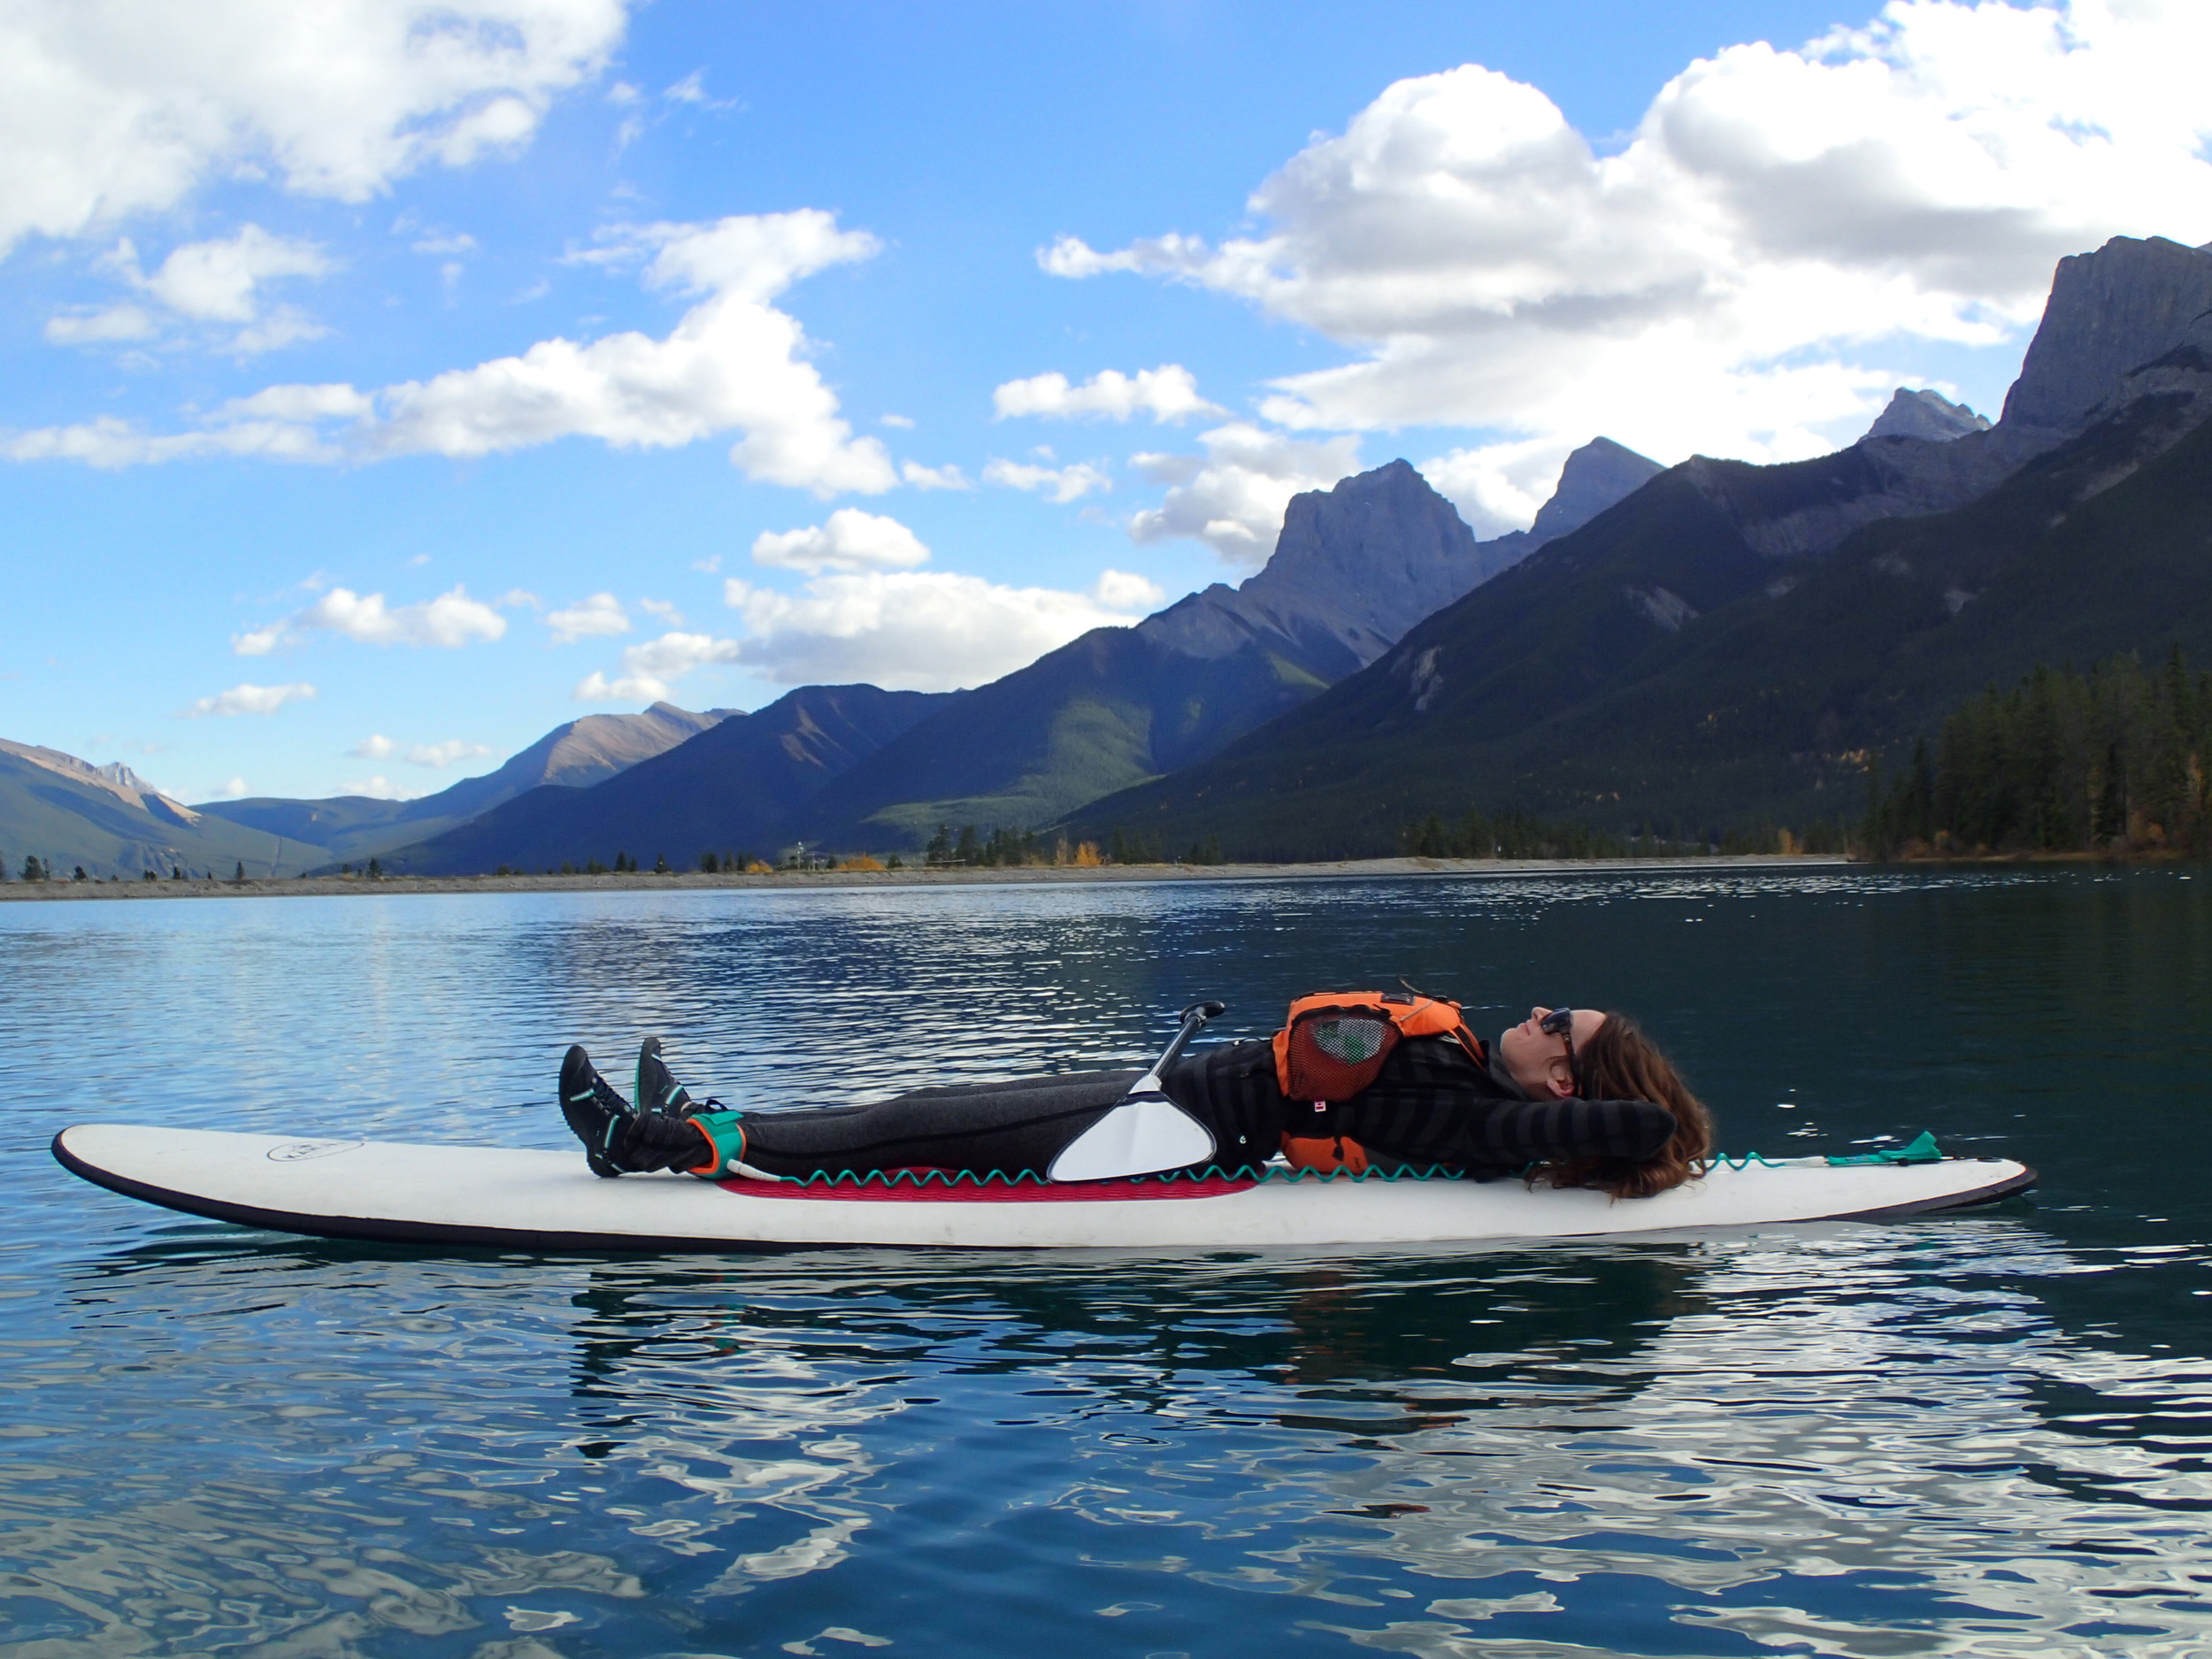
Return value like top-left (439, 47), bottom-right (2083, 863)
top-left (1143, 1000), bottom-right (1225, 1082)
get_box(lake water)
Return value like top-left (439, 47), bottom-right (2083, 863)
top-left (3, 866), bottom-right (2208, 1657)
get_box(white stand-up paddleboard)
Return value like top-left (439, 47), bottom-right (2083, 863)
top-left (53, 1125), bottom-right (2035, 1252)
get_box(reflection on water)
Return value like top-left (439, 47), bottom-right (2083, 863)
top-left (4, 870), bottom-right (2210, 1655)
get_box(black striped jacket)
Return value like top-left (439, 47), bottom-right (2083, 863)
top-left (1163, 1036), bottom-right (1675, 1177)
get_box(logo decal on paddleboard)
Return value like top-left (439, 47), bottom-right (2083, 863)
top-left (266, 1140), bottom-right (365, 1163)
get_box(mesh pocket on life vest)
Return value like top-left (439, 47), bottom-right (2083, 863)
top-left (1283, 1010), bottom-right (1398, 1102)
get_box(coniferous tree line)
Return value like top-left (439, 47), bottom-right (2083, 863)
top-left (1402, 810), bottom-right (1637, 861)
top-left (1864, 648), bottom-right (2212, 856)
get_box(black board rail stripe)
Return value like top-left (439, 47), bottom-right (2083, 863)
top-left (1831, 1162), bottom-right (2038, 1219)
top-left (50, 1130), bottom-right (806, 1254)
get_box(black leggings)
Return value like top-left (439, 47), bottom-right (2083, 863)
top-left (733, 1043), bottom-right (1294, 1179)
top-left (734, 1069), bottom-right (1143, 1178)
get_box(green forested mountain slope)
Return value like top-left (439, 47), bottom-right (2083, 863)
top-left (1071, 375), bottom-right (2212, 858)
top-left (784, 626), bottom-right (1329, 849)
top-left (783, 460), bottom-right (1493, 849)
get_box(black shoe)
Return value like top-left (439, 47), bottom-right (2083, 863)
top-left (560, 1044), bottom-right (634, 1179)
top-left (618, 1110), bottom-right (712, 1173)
top-left (636, 1036), bottom-right (695, 1117)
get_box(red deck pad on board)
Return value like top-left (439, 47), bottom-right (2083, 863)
top-left (714, 1171), bottom-right (1260, 1203)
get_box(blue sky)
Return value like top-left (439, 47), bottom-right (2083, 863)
top-left (3, 0), bottom-right (2208, 803)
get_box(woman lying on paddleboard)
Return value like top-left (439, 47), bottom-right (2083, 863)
top-left (558, 991), bottom-right (1715, 1199)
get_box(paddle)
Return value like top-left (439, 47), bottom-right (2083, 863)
top-left (1047, 1000), bottom-right (1226, 1182)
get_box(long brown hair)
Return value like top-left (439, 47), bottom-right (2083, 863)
top-left (1532, 1011), bottom-right (1713, 1199)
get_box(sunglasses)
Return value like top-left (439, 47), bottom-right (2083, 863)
top-left (1539, 1006), bottom-right (1583, 1094)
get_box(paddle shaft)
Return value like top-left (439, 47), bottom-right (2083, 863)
top-left (1141, 1000), bottom-right (1225, 1085)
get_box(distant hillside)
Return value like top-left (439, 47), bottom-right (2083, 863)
top-left (0, 740), bottom-right (320, 880)
top-left (377, 685), bottom-right (949, 874)
top-left (1070, 237), bottom-right (2212, 856)
top-left (198, 702), bottom-right (733, 865)
top-left (787, 444), bottom-right (1660, 850)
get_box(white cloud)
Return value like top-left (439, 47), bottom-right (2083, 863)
top-left (751, 508), bottom-right (929, 574)
top-left (11, 210), bottom-right (899, 493)
top-left (182, 681), bottom-right (316, 718)
top-left (343, 731), bottom-right (487, 766)
top-left (1129, 423), bottom-right (1362, 563)
top-left (900, 460), bottom-right (971, 490)
top-left (230, 383), bottom-right (378, 423)
top-left (213, 775), bottom-right (250, 799)
top-left (1091, 569), bottom-right (1166, 611)
top-left (879, 412), bottom-right (915, 429)
top-left (637, 597), bottom-right (683, 625)
top-left (723, 571), bottom-right (1148, 693)
top-left (663, 70), bottom-right (733, 108)
top-left (124, 226), bottom-right (333, 322)
top-left (43, 303), bottom-right (155, 343)
top-left (1046, 1), bottom-right (2212, 513)
top-left (1417, 434), bottom-right (1603, 538)
top-left (236, 584), bottom-right (510, 653)
top-left (368, 212), bottom-right (895, 489)
top-left (341, 774), bottom-right (419, 800)
top-left (405, 740), bottom-right (492, 768)
top-left (983, 457), bottom-right (1112, 503)
top-left (992, 365), bottom-right (1222, 423)
top-left (65, 227), bottom-right (341, 354)
top-left (227, 309), bottom-right (330, 356)
top-left (5, 382), bottom-right (375, 465)
top-left (546, 591), bottom-right (629, 643)
top-left (0, 0), bottom-right (628, 259)
top-left (573, 629), bottom-right (740, 702)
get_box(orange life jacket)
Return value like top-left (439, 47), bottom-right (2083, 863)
top-left (1271, 990), bottom-right (1485, 1102)
top-left (1269, 990), bottom-right (1488, 1174)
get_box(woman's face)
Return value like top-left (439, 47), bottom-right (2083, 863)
top-left (1498, 1006), bottom-right (1609, 1098)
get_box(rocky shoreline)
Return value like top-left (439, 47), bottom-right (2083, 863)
top-left (0, 853), bottom-right (1848, 902)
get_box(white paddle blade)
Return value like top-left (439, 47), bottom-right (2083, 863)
top-left (1048, 1091), bottom-right (1217, 1183)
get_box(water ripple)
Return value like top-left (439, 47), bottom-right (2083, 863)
top-left (4, 870), bottom-right (2209, 1655)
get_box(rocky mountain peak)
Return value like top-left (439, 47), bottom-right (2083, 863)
top-left (1240, 459), bottom-right (1477, 619)
top-left (530, 703), bottom-right (736, 789)
top-left (1137, 445), bottom-right (1665, 680)
top-left (1138, 460), bottom-right (1482, 680)
top-left (2000, 235), bottom-right (2212, 437)
top-left (1864, 388), bottom-right (1991, 442)
top-left (1530, 438), bottom-right (1667, 540)
top-left (0, 737), bottom-right (199, 825)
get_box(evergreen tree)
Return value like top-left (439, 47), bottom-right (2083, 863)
top-left (1866, 648), bottom-right (2211, 854)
